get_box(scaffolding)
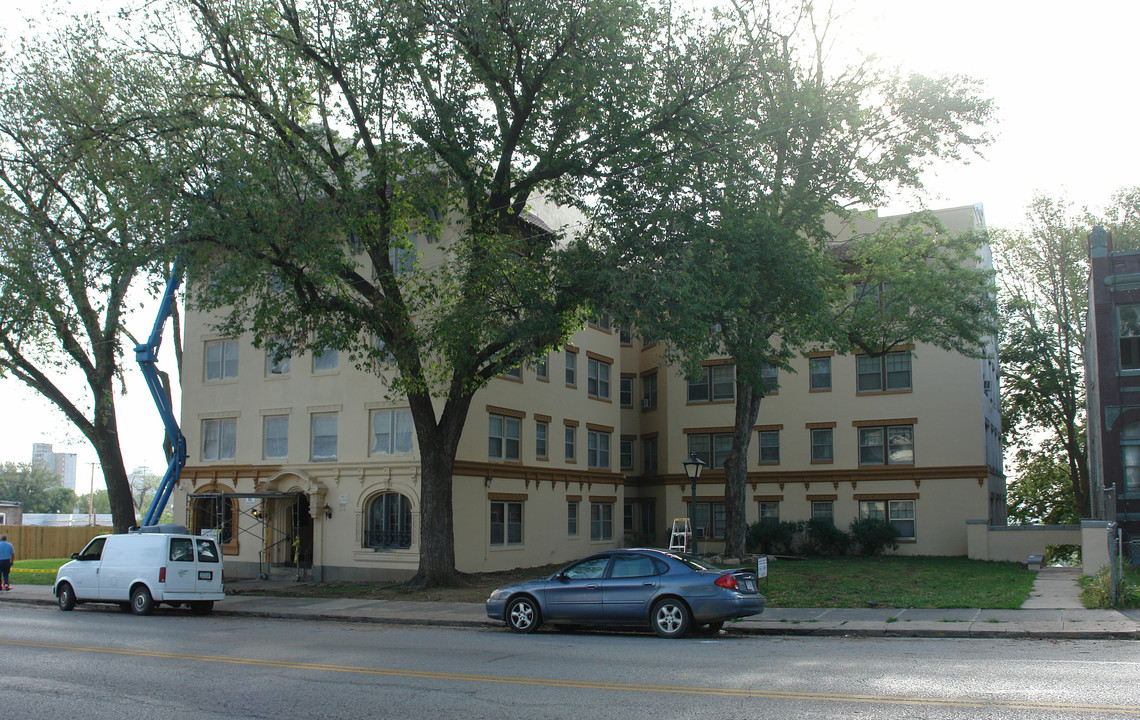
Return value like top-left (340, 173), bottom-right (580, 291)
top-left (187, 491), bottom-right (309, 581)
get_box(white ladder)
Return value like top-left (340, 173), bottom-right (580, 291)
top-left (668, 518), bottom-right (692, 553)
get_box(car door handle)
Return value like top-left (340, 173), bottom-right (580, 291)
top-left (642, 582), bottom-right (655, 587)
top-left (586, 584), bottom-right (600, 590)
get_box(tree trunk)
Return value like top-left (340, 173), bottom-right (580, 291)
top-left (90, 387), bottom-right (136, 532)
top-left (723, 374), bottom-right (764, 558)
top-left (407, 390), bottom-right (471, 587)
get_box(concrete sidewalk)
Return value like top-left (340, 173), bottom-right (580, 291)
top-left (4, 567), bottom-right (1136, 639)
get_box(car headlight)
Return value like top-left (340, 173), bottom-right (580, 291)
top-left (488, 588), bottom-right (509, 601)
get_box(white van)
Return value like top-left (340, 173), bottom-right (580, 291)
top-left (54, 526), bottom-right (225, 615)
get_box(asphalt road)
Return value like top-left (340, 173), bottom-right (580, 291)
top-left (3, 604), bottom-right (1140, 719)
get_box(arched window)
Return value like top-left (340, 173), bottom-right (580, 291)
top-left (365, 493), bottom-right (412, 549)
top-left (1122, 422), bottom-right (1140, 495)
top-left (191, 494), bottom-right (236, 546)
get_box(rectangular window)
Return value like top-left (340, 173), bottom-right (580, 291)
top-left (688, 365), bottom-right (734, 402)
top-left (503, 365), bottom-right (521, 380)
top-left (536, 420), bottom-right (548, 459)
top-left (691, 501), bottom-right (726, 539)
top-left (620, 438), bottom-right (634, 470)
top-left (687, 432), bottom-right (734, 469)
top-left (587, 358), bottom-right (611, 400)
top-left (1120, 304), bottom-right (1140, 370)
top-left (758, 430), bottom-right (780, 463)
top-left (591, 502), bottom-right (613, 541)
top-left (592, 313), bottom-right (612, 331)
top-left (620, 376), bottom-right (633, 407)
top-left (265, 338), bottom-right (290, 376)
top-left (488, 414), bottom-right (521, 461)
top-left (860, 499), bottom-right (916, 540)
top-left (263, 416), bottom-right (288, 459)
top-left (535, 355), bottom-right (548, 380)
top-left (202, 418), bottom-right (236, 461)
top-left (760, 364), bottom-right (778, 394)
top-left (642, 436), bottom-right (658, 473)
top-left (205, 339), bottom-right (239, 381)
top-left (619, 324), bottom-right (633, 345)
top-left (490, 500), bottom-right (523, 546)
top-left (565, 350), bottom-right (577, 386)
top-left (371, 408), bottom-right (414, 455)
top-left (642, 374), bottom-right (658, 409)
top-left (313, 348), bottom-right (339, 372)
top-left (810, 428), bottom-right (833, 463)
top-left (811, 500), bottom-right (834, 525)
top-left (759, 501), bottom-right (780, 524)
top-left (567, 501), bottom-right (579, 536)
top-left (809, 356), bottom-right (831, 390)
top-left (310, 413), bottom-right (338, 461)
top-left (857, 351), bottom-right (912, 392)
top-left (565, 425), bottom-right (576, 461)
top-left (858, 425), bottom-right (915, 465)
top-left (587, 430), bottom-right (610, 469)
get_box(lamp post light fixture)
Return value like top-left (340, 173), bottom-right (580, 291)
top-left (682, 453), bottom-right (706, 555)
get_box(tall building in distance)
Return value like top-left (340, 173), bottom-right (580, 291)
top-left (31, 443), bottom-right (78, 491)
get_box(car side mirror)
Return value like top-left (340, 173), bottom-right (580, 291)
top-left (556, 572), bottom-right (570, 582)
top-left (71, 552), bottom-right (79, 560)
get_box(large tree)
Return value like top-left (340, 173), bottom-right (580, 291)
top-left (992, 194), bottom-right (1091, 519)
top-left (601, 0), bottom-right (997, 558)
top-left (995, 188), bottom-right (1140, 521)
top-left (0, 19), bottom-right (194, 532)
top-left (154, 0), bottom-right (740, 584)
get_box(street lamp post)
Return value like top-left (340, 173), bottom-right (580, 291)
top-left (683, 453), bottom-right (706, 555)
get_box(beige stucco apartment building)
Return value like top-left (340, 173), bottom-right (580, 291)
top-left (172, 203), bottom-right (1005, 582)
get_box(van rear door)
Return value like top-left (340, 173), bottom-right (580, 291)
top-left (165, 537), bottom-right (197, 595)
top-left (194, 538), bottom-right (222, 592)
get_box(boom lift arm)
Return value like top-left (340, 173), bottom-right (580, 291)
top-left (135, 261), bottom-right (186, 528)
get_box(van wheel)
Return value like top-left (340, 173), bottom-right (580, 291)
top-left (189, 601), bottom-right (214, 616)
top-left (130, 586), bottom-right (155, 616)
top-left (57, 583), bottom-right (76, 611)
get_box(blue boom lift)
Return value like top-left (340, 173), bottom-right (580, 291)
top-left (135, 262), bottom-right (187, 528)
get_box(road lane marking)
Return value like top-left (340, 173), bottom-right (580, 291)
top-left (1, 638), bottom-right (1135, 715)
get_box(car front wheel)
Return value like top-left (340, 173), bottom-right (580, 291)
top-left (651, 598), bottom-right (691, 638)
top-left (506, 596), bottom-right (541, 634)
top-left (57, 583), bottom-right (76, 611)
top-left (130, 585), bottom-right (155, 616)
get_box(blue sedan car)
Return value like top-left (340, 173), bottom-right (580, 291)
top-left (485, 548), bottom-right (765, 638)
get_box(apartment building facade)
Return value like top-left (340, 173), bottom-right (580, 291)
top-left (172, 204), bottom-right (1004, 581)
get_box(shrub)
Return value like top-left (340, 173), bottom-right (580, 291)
top-left (848, 518), bottom-right (900, 557)
top-left (747, 520), bottom-right (799, 555)
top-left (802, 518), bottom-right (849, 556)
top-left (1046, 544), bottom-right (1081, 566)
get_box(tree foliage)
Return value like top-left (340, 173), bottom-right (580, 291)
top-left (0, 462), bottom-right (78, 513)
top-left (0, 18), bottom-right (193, 532)
top-left (601, 0), bottom-right (997, 557)
top-left (993, 194), bottom-right (1091, 518)
top-left (142, 0), bottom-right (744, 584)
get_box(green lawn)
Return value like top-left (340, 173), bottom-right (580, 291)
top-left (11, 558), bottom-right (69, 586)
top-left (755, 556), bottom-right (1035, 609)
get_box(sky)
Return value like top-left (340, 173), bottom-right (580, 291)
top-left (0, 0), bottom-right (1137, 491)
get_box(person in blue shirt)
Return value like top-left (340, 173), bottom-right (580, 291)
top-left (0, 534), bottom-right (14, 590)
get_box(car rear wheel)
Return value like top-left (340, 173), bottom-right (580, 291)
top-left (651, 598), bottom-right (691, 638)
top-left (506, 596), bottom-right (541, 634)
top-left (57, 583), bottom-right (76, 611)
top-left (130, 585), bottom-right (155, 616)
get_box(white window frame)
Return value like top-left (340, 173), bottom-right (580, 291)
top-left (371, 408), bottom-right (414, 456)
top-left (587, 357), bottom-right (611, 400)
top-left (490, 500), bottom-right (523, 546)
top-left (205, 339), bottom-right (239, 381)
top-left (590, 502), bottom-right (613, 541)
top-left (263, 416), bottom-right (288, 459)
top-left (488, 414), bottom-right (521, 461)
top-left (858, 424), bottom-right (915, 466)
top-left (202, 418), bottom-right (237, 461)
top-left (810, 428), bottom-right (833, 463)
top-left (313, 348), bottom-right (339, 372)
top-left (587, 429), bottom-right (611, 469)
top-left (310, 413), bottom-right (338, 461)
